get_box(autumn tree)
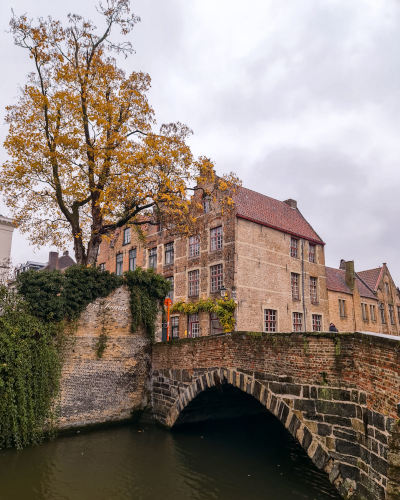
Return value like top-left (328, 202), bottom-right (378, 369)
top-left (1, 0), bottom-right (239, 265)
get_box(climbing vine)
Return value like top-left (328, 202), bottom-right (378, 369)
top-left (95, 300), bottom-right (111, 358)
top-left (0, 287), bottom-right (62, 449)
top-left (2, 265), bottom-right (171, 449)
top-left (124, 268), bottom-right (171, 344)
top-left (17, 266), bottom-right (123, 321)
top-left (171, 297), bottom-right (237, 332)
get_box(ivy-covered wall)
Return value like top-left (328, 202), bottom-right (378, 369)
top-left (59, 285), bottom-right (156, 429)
top-left (0, 266), bottom-right (170, 444)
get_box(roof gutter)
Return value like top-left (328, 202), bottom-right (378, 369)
top-left (236, 214), bottom-right (325, 246)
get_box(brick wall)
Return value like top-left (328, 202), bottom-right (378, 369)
top-left (235, 218), bottom-right (329, 332)
top-left (152, 332), bottom-right (400, 500)
top-left (59, 286), bottom-right (151, 429)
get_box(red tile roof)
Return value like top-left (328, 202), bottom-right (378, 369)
top-left (357, 268), bottom-right (383, 292)
top-left (326, 267), bottom-right (377, 300)
top-left (234, 187), bottom-right (324, 244)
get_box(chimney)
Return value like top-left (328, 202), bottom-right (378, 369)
top-left (339, 259), bottom-right (346, 270)
top-left (48, 251), bottom-right (59, 271)
top-left (284, 199), bottom-right (297, 209)
top-left (345, 260), bottom-right (355, 290)
top-left (63, 250), bottom-right (69, 257)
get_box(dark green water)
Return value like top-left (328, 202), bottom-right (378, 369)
top-left (0, 413), bottom-right (341, 500)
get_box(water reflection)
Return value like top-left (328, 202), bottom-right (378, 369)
top-left (0, 413), bottom-right (341, 500)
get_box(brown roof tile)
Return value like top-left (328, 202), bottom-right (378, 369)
top-left (326, 267), bottom-right (352, 295)
top-left (357, 268), bottom-right (383, 292)
top-left (326, 267), bottom-right (377, 300)
top-left (234, 187), bottom-right (324, 244)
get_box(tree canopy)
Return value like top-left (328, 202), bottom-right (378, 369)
top-left (1, 0), bottom-right (239, 265)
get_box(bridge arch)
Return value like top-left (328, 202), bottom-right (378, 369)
top-left (151, 332), bottom-right (400, 499)
top-left (152, 367), bottom-right (357, 497)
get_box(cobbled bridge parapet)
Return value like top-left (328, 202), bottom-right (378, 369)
top-left (151, 331), bottom-right (400, 500)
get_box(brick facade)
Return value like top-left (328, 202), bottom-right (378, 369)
top-left (98, 187), bottom-right (329, 337)
top-left (59, 286), bottom-right (151, 429)
top-left (327, 261), bottom-right (400, 335)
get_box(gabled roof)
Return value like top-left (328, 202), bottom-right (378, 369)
top-left (234, 187), bottom-right (324, 244)
top-left (357, 267), bottom-right (383, 293)
top-left (326, 267), bottom-right (377, 300)
top-left (58, 254), bottom-right (76, 270)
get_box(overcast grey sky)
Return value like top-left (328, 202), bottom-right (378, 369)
top-left (1, 0), bottom-right (400, 281)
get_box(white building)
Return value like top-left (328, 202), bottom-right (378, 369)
top-left (0, 215), bottom-right (15, 284)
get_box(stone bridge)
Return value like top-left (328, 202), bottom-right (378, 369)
top-left (151, 331), bottom-right (400, 500)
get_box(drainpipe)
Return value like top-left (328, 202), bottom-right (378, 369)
top-left (302, 239), bottom-right (306, 332)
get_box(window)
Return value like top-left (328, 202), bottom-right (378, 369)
top-left (149, 247), bottom-right (157, 269)
top-left (166, 276), bottom-right (174, 302)
top-left (171, 316), bottom-right (179, 338)
top-left (312, 314), bottom-right (322, 332)
top-left (290, 238), bottom-right (298, 258)
top-left (99, 263), bottom-right (105, 272)
top-left (370, 304), bottom-right (376, 322)
top-left (116, 253), bottom-right (123, 276)
top-left (211, 264), bottom-right (223, 292)
top-left (123, 228), bottom-right (131, 245)
top-left (264, 309), bottom-right (277, 332)
top-left (361, 303), bottom-right (368, 321)
top-left (210, 226), bottom-right (223, 251)
top-left (189, 313), bottom-right (200, 337)
top-left (385, 283), bottom-right (389, 294)
top-left (203, 197), bottom-right (210, 214)
top-left (389, 304), bottom-right (395, 325)
top-left (309, 244), bottom-right (316, 263)
top-left (165, 242), bottom-right (174, 265)
top-left (189, 235), bottom-right (200, 258)
top-left (293, 312), bottom-right (302, 332)
top-left (291, 273), bottom-right (300, 300)
top-left (188, 270), bottom-right (199, 297)
top-left (379, 303), bottom-right (386, 324)
top-left (129, 248), bottom-right (136, 271)
top-left (210, 312), bottom-right (224, 335)
top-left (309, 277), bottom-right (318, 303)
top-left (339, 299), bottom-right (346, 318)
top-left (398, 306), bottom-right (400, 324)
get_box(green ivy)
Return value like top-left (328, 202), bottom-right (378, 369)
top-left (171, 297), bottom-right (237, 332)
top-left (17, 266), bottom-right (123, 321)
top-left (124, 268), bottom-right (171, 344)
top-left (0, 287), bottom-right (62, 449)
top-left (2, 265), bottom-right (170, 449)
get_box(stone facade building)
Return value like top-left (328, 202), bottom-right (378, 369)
top-left (326, 260), bottom-right (400, 335)
top-left (98, 186), bottom-right (329, 337)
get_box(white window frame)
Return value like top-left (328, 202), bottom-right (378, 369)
top-left (188, 269), bottom-right (199, 297)
top-left (264, 309), bottom-right (277, 332)
top-left (293, 312), bottom-right (302, 332)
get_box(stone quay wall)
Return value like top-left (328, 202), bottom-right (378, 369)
top-left (59, 286), bottom-right (151, 429)
top-left (152, 332), bottom-right (400, 500)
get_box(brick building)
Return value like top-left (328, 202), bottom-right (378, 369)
top-left (98, 185), bottom-right (329, 337)
top-left (326, 260), bottom-right (400, 335)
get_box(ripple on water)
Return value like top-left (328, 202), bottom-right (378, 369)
top-left (0, 413), bottom-right (342, 500)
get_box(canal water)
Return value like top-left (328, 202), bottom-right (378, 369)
top-left (0, 413), bottom-right (341, 500)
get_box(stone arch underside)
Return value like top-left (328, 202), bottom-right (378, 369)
top-left (151, 367), bottom-right (392, 500)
